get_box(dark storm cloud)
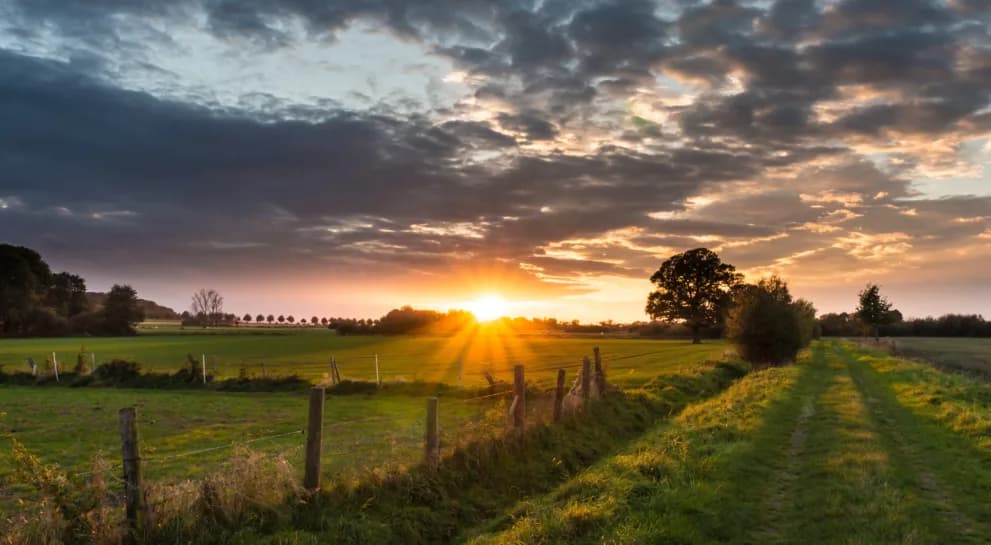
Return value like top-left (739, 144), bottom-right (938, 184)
top-left (0, 49), bottom-right (771, 277)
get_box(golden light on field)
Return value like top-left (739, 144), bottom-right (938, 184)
top-left (466, 295), bottom-right (509, 323)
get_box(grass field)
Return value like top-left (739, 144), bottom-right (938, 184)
top-left (890, 337), bottom-right (991, 376)
top-left (10, 334), bottom-right (991, 544)
top-left (0, 329), bottom-right (728, 504)
top-left (0, 325), bottom-right (727, 387)
top-left (460, 340), bottom-right (991, 544)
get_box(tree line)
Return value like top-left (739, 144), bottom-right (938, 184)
top-left (0, 244), bottom-right (144, 337)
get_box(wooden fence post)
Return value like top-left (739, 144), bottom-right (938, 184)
top-left (513, 365), bottom-right (525, 430)
top-left (52, 353), bottom-right (59, 382)
top-left (581, 356), bottom-right (592, 406)
top-left (304, 387), bottom-right (325, 491)
top-left (425, 397), bottom-right (439, 467)
top-left (554, 369), bottom-right (566, 422)
top-left (119, 407), bottom-right (143, 545)
top-left (374, 354), bottom-right (381, 387)
top-left (200, 354), bottom-right (207, 385)
top-left (593, 346), bottom-right (605, 393)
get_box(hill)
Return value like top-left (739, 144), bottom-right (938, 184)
top-left (86, 292), bottom-right (179, 320)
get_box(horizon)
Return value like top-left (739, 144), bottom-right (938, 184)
top-left (2, 1), bottom-right (990, 322)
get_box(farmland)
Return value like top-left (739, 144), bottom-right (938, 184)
top-left (890, 337), bottom-right (991, 376)
top-left (0, 324), bottom-right (727, 387)
top-left (0, 328), bottom-right (726, 494)
top-left (7, 333), bottom-right (991, 544)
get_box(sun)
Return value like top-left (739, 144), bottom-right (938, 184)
top-left (466, 295), bottom-right (509, 323)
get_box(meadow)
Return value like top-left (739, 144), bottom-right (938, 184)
top-left (890, 337), bottom-right (991, 376)
top-left (0, 327), bottom-right (726, 502)
top-left (9, 331), bottom-right (991, 544)
top-left (0, 323), bottom-right (727, 387)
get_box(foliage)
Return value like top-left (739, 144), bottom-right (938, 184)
top-left (725, 276), bottom-right (815, 365)
top-left (0, 244), bottom-right (153, 338)
top-left (100, 285), bottom-right (144, 336)
top-left (645, 248), bottom-right (743, 344)
top-left (856, 284), bottom-right (895, 340)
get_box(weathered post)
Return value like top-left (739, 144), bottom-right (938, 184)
top-left (119, 408), bottom-right (143, 545)
top-left (374, 354), bottom-right (381, 387)
top-left (513, 364), bottom-right (525, 430)
top-left (303, 387), bottom-right (325, 491)
top-left (593, 346), bottom-right (605, 394)
top-left (554, 369), bottom-right (566, 422)
top-left (200, 354), bottom-right (207, 385)
top-left (581, 356), bottom-right (592, 406)
top-left (425, 397), bottom-right (439, 467)
top-left (52, 353), bottom-right (59, 382)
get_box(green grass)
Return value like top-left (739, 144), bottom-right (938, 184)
top-left (0, 387), bottom-right (499, 485)
top-left (0, 328), bottom-right (727, 387)
top-left (889, 337), bottom-right (991, 376)
top-left (17, 337), bottom-right (991, 544)
top-left (462, 341), bottom-right (991, 544)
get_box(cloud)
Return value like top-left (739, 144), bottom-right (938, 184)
top-left (1, 0), bottom-right (990, 318)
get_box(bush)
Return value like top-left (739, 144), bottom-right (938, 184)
top-left (92, 360), bottom-right (142, 383)
top-left (726, 277), bottom-right (814, 366)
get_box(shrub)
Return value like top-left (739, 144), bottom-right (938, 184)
top-left (726, 277), bottom-right (814, 366)
top-left (92, 360), bottom-right (142, 383)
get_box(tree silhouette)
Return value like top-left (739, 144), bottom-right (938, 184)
top-left (190, 288), bottom-right (223, 327)
top-left (311, 316), bottom-right (319, 325)
top-left (646, 248), bottom-right (742, 344)
top-left (267, 314), bottom-right (274, 324)
top-left (278, 315), bottom-right (285, 323)
top-left (287, 315), bottom-right (295, 324)
top-left (857, 284), bottom-right (895, 341)
top-left (243, 313), bottom-right (252, 323)
top-left (103, 284), bottom-right (144, 336)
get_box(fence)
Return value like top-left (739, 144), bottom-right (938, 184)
top-left (79, 349), bottom-right (612, 539)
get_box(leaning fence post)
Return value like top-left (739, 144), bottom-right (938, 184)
top-left (513, 364), bottom-right (526, 430)
top-left (425, 397), bottom-right (439, 467)
top-left (52, 353), bottom-right (59, 382)
top-left (554, 369), bottom-right (566, 422)
top-left (119, 407), bottom-right (143, 545)
top-left (374, 354), bottom-right (381, 387)
top-left (304, 387), bottom-right (325, 491)
top-left (581, 356), bottom-right (592, 406)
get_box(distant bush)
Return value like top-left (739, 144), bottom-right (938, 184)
top-left (92, 360), bottom-right (142, 383)
top-left (726, 277), bottom-right (815, 366)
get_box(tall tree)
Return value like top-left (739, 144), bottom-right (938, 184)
top-left (190, 288), bottom-right (224, 327)
top-left (243, 313), bottom-right (252, 323)
top-left (0, 244), bottom-right (52, 335)
top-left (646, 248), bottom-right (742, 344)
top-left (856, 284), bottom-right (895, 341)
top-left (47, 272), bottom-right (89, 317)
top-left (103, 284), bottom-right (144, 336)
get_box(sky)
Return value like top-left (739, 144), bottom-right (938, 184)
top-left (0, 0), bottom-right (989, 322)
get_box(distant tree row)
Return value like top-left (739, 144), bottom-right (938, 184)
top-left (820, 311), bottom-right (991, 338)
top-left (0, 244), bottom-right (144, 337)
